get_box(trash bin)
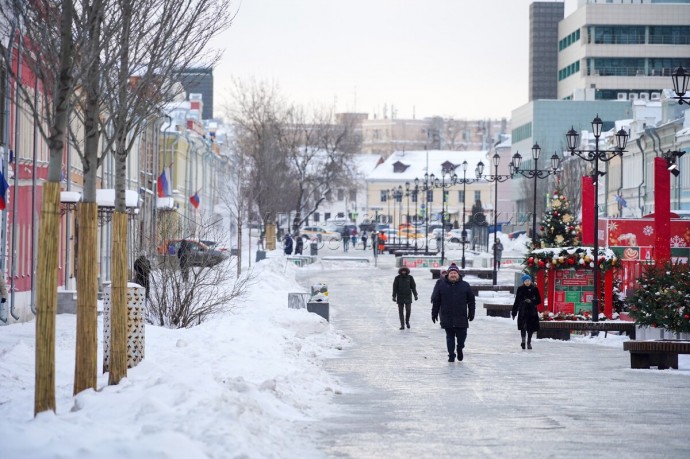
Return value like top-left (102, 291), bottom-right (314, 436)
top-left (310, 241), bottom-right (318, 256)
top-left (256, 250), bottom-right (266, 262)
top-left (307, 301), bottom-right (329, 321)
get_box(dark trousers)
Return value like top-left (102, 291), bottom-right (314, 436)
top-left (397, 303), bottom-right (411, 325)
top-left (445, 327), bottom-right (467, 358)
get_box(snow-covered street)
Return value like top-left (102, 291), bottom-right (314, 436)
top-left (1, 247), bottom-right (689, 458)
top-left (298, 254), bottom-right (690, 458)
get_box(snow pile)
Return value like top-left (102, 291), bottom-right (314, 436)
top-left (0, 256), bottom-right (347, 458)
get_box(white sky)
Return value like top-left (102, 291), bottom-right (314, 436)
top-left (212, 0), bottom-right (578, 120)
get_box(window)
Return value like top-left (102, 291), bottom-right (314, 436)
top-left (474, 191), bottom-right (481, 203)
top-left (324, 212), bottom-right (331, 221)
top-left (411, 190), bottom-right (418, 203)
top-left (313, 213), bottom-right (320, 223)
top-left (458, 190), bottom-right (465, 202)
top-left (427, 190), bottom-right (434, 202)
top-left (349, 189), bottom-right (356, 201)
top-left (380, 190), bottom-right (388, 202)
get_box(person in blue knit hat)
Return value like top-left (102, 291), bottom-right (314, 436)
top-left (512, 274), bottom-right (542, 349)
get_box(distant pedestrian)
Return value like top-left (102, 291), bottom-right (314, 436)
top-left (392, 266), bottom-right (418, 330)
top-left (431, 263), bottom-right (476, 362)
top-left (133, 253), bottom-right (152, 298)
top-left (377, 231), bottom-right (387, 254)
top-left (493, 240), bottom-right (504, 269)
top-left (512, 274), bottom-right (541, 350)
top-left (178, 239), bottom-right (192, 282)
top-left (351, 228), bottom-right (358, 248)
top-left (343, 228), bottom-right (351, 252)
top-left (283, 234), bottom-right (294, 255)
top-left (361, 230), bottom-right (368, 249)
top-left (295, 235), bottom-right (304, 255)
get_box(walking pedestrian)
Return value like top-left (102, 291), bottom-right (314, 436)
top-left (493, 240), bottom-right (504, 269)
top-left (351, 227), bottom-right (358, 248)
top-left (133, 253), bottom-right (152, 298)
top-left (178, 239), bottom-right (191, 282)
top-left (392, 266), bottom-right (418, 330)
top-left (512, 274), bottom-right (541, 349)
top-left (343, 228), bottom-right (351, 252)
top-left (283, 234), bottom-right (294, 255)
top-left (295, 235), bottom-right (304, 255)
top-left (431, 263), bottom-right (476, 362)
top-left (361, 230), bottom-right (368, 249)
top-left (377, 231), bottom-right (387, 254)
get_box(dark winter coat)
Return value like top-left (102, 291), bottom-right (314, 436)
top-left (295, 236), bottom-right (304, 255)
top-left (133, 255), bottom-right (151, 297)
top-left (431, 277), bottom-right (476, 329)
top-left (512, 284), bottom-right (541, 332)
top-left (177, 240), bottom-right (192, 269)
top-left (392, 271), bottom-right (418, 304)
top-left (284, 235), bottom-right (294, 255)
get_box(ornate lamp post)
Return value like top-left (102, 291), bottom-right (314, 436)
top-left (671, 65), bottom-right (690, 105)
top-left (414, 173), bottom-right (434, 255)
top-left (394, 186), bottom-right (403, 244)
top-left (404, 182), bottom-right (411, 248)
top-left (409, 181), bottom-right (420, 252)
top-left (511, 144), bottom-right (561, 249)
top-left (566, 115), bottom-right (629, 321)
top-left (456, 160), bottom-right (482, 269)
top-left (476, 153), bottom-right (513, 286)
top-left (433, 170), bottom-right (457, 264)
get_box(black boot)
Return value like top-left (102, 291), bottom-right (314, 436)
top-left (521, 341), bottom-right (526, 350)
top-left (527, 341), bottom-right (532, 350)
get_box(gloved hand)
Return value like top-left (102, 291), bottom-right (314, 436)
top-left (392, 296), bottom-right (396, 302)
top-left (1, 298), bottom-right (5, 303)
top-left (468, 313), bottom-right (474, 321)
top-left (432, 315), bottom-right (437, 324)
top-left (512, 313), bottom-right (516, 320)
top-left (414, 296), bottom-right (418, 301)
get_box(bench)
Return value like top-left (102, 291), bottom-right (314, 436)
top-left (623, 340), bottom-right (690, 369)
top-left (537, 321), bottom-right (637, 341)
top-left (483, 303), bottom-right (513, 318)
top-left (321, 256), bottom-right (369, 263)
top-left (430, 268), bottom-right (493, 280)
top-left (471, 285), bottom-right (514, 295)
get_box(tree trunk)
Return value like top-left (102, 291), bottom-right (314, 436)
top-left (108, 211), bottom-right (128, 385)
top-left (34, 182), bottom-right (61, 415)
top-left (73, 202), bottom-right (98, 394)
top-left (265, 223), bottom-right (276, 250)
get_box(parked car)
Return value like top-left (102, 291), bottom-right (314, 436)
top-left (159, 239), bottom-right (229, 267)
top-left (300, 226), bottom-right (342, 241)
top-left (446, 229), bottom-right (472, 243)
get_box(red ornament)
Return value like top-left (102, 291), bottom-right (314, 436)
top-left (685, 314), bottom-right (690, 320)
top-left (567, 258), bottom-right (575, 265)
top-left (528, 257), bottom-right (534, 263)
top-left (538, 260), bottom-right (545, 268)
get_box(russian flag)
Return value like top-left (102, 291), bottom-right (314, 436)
top-left (157, 166), bottom-right (171, 197)
top-left (0, 169), bottom-right (9, 210)
top-left (189, 190), bottom-right (200, 209)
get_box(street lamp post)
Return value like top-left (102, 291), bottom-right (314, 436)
top-left (414, 174), bottom-right (434, 255)
top-left (404, 182), bottom-right (411, 248)
top-left (511, 144), bottom-right (561, 249)
top-left (433, 170), bottom-right (457, 265)
top-left (476, 153), bottom-right (513, 286)
top-left (671, 65), bottom-right (690, 105)
top-left (456, 160), bottom-right (482, 269)
top-left (410, 182), bottom-right (420, 252)
top-left (566, 115), bottom-right (629, 321)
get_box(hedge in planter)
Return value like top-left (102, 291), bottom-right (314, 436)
top-left (626, 262), bottom-right (690, 334)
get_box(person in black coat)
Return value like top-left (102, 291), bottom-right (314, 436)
top-left (284, 234), bottom-right (294, 255)
top-left (133, 254), bottom-right (152, 298)
top-left (512, 274), bottom-right (542, 349)
top-left (392, 266), bottom-right (418, 330)
top-left (294, 236), bottom-right (304, 255)
top-left (178, 239), bottom-right (192, 282)
top-left (431, 264), bottom-right (476, 362)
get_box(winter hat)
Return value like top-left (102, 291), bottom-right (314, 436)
top-left (398, 267), bottom-right (410, 275)
top-left (521, 274), bottom-right (532, 283)
top-left (447, 263), bottom-right (461, 274)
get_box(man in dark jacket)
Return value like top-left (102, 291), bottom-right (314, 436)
top-left (178, 240), bottom-right (192, 282)
top-left (432, 263), bottom-right (476, 362)
top-left (392, 266), bottom-right (418, 330)
top-left (133, 254), bottom-right (152, 298)
top-left (284, 234), bottom-right (294, 255)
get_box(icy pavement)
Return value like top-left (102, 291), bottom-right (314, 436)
top-left (298, 255), bottom-right (690, 459)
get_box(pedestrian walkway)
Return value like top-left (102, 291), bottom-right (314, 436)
top-left (299, 258), bottom-right (690, 458)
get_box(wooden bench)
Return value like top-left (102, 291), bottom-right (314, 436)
top-left (472, 285), bottom-right (514, 295)
top-left (537, 321), bottom-right (636, 341)
top-left (623, 340), bottom-right (690, 369)
top-left (483, 303), bottom-right (513, 318)
top-left (430, 268), bottom-right (494, 280)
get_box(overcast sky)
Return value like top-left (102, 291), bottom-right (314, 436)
top-left (212, 0), bottom-right (577, 121)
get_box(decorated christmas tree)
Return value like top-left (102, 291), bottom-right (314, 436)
top-left (539, 185), bottom-right (581, 248)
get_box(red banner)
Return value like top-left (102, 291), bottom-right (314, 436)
top-left (582, 176), bottom-right (594, 245)
top-left (654, 157), bottom-right (671, 264)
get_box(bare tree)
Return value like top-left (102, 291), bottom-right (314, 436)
top-left (145, 215), bottom-right (250, 329)
top-left (1, 0), bottom-right (87, 415)
top-left (559, 154), bottom-right (589, 219)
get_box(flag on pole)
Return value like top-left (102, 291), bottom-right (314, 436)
top-left (614, 194), bottom-right (627, 208)
top-left (157, 165), bottom-right (171, 197)
top-left (0, 169), bottom-right (9, 210)
top-left (189, 190), bottom-right (200, 209)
